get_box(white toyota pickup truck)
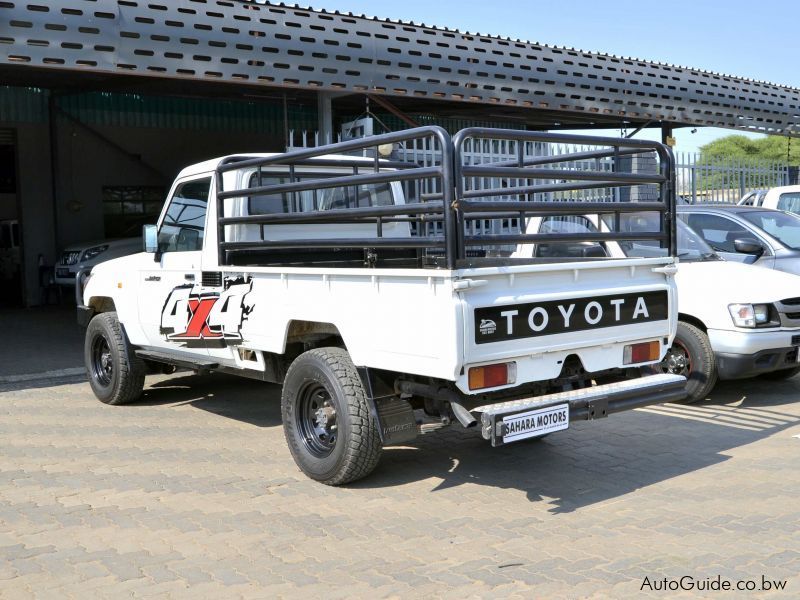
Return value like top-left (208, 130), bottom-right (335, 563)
top-left (78, 127), bottom-right (686, 485)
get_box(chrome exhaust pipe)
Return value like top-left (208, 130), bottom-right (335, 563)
top-left (395, 379), bottom-right (478, 428)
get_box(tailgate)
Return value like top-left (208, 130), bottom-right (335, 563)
top-left (458, 257), bottom-right (677, 385)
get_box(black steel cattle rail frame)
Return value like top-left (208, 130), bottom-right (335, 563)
top-left (452, 128), bottom-right (677, 258)
top-left (215, 125), bottom-right (456, 267)
top-left (214, 126), bottom-right (677, 269)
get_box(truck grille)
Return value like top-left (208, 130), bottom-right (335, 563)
top-left (781, 297), bottom-right (800, 306)
top-left (202, 271), bottom-right (222, 287)
top-left (60, 251), bottom-right (81, 266)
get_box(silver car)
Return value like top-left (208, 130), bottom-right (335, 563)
top-left (55, 237), bottom-right (142, 286)
top-left (678, 204), bottom-right (800, 276)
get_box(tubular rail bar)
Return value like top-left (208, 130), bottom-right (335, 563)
top-left (452, 128), bottom-right (677, 260)
top-left (214, 126), bottom-right (677, 269)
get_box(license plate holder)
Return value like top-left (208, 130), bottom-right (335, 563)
top-left (501, 403), bottom-right (569, 445)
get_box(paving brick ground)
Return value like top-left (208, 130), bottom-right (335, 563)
top-left (0, 372), bottom-right (798, 598)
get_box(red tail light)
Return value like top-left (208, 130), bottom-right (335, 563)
top-left (468, 362), bottom-right (516, 390)
top-left (623, 341), bottom-right (660, 365)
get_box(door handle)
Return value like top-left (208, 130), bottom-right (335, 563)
top-left (184, 274), bottom-right (195, 281)
top-left (144, 276), bottom-right (161, 282)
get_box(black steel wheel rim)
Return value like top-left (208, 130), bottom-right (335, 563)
top-left (91, 333), bottom-right (114, 387)
top-left (661, 341), bottom-right (691, 377)
top-left (296, 382), bottom-right (338, 458)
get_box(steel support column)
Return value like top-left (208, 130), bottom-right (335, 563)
top-left (661, 125), bottom-right (674, 147)
top-left (47, 93), bottom-right (61, 255)
top-left (317, 92), bottom-right (334, 145)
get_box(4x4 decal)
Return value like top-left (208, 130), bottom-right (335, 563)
top-left (160, 277), bottom-right (254, 348)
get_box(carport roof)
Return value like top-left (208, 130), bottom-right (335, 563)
top-left (1, 0), bottom-right (798, 136)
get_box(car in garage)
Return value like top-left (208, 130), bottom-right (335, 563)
top-left (513, 215), bottom-right (800, 403)
top-left (55, 237), bottom-right (142, 287)
top-left (678, 204), bottom-right (800, 275)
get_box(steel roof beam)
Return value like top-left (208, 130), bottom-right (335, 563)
top-left (0, 0), bottom-right (798, 136)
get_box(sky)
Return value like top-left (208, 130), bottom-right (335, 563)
top-left (309, 0), bottom-right (800, 154)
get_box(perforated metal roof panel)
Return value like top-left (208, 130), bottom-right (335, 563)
top-left (1, 0), bottom-right (799, 135)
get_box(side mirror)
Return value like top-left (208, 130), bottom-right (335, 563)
top-left (733, 238), bottom-right (765, 256)
top-left (143, 224), bottom-right (158, 254)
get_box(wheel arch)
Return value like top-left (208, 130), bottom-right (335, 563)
top-left (284, 320), bottom-right (347, 351)
top-left (678, 313), bottom-right (707, 333)
top-left (88, 296), bottom-right (117, 314)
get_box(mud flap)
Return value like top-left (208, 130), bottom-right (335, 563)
top-left (374, 396), bottom-right (418, 445)
top-left (357, 367), bottom-right (418, 445)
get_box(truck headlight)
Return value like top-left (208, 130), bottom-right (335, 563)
top-left (81, 245), bottom-right (109, 262)
top-left (728, 303), bottom-right (777, 328)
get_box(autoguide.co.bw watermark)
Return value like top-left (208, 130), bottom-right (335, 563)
top-left (641, 574), bottom-right (787, 593)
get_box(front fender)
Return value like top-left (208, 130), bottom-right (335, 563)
top-left (83, 254), bottom-right (148, 346)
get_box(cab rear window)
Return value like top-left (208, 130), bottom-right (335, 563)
top-left (776, 192), bottom-right (800, 214)
top-left (778, 192), bottom-right (800, 213)
top-left (248, 172), bottom-right (393, 215)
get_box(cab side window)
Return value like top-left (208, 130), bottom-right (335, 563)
top-left (158, 178), bottom-right (211, 253)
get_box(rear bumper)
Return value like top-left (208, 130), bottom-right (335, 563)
top-left (472, 373), bottom-right (686, 446)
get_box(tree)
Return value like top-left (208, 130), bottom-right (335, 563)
top-left (699, 135), bottom-right (800, 166)
top-left (694, 135), bottom-right (798, 192)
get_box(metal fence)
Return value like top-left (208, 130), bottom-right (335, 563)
top-left (675, 152), bottom-right (791, 204)
top-left (287, 127), bottom-right (663, 249)
top-left (288, 129), bottom-right (794, 212)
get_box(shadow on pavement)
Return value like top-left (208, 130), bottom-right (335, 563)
top-left (99, 371), bottom-right (800, 510)
top-left (352, 377), bottom-right (800, 511)
top-left (135, 372), bottom-right (283, 428)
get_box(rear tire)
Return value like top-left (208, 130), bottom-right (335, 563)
top-left (85, 312), bottom-right (146, 405)
top-left (643, 321), bottom-right (717, 404)
top-left (281, 348), bottom-right (382, 485)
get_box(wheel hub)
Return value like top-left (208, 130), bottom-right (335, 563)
top-left (661, 343), bottom-right (690, 376)
top-left (666, 352), bottom-right (687, 372)
top-left (91, 334), bottom-right (114, 387)
top-left (314, 405), bottom-right (336, 429)
top-left (297, 385), bottom-right (338, 458)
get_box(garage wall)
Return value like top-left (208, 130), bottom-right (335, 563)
top-left (1, 87), bottom-right (314, 305)
top-left (54, 121), bottom-right (284, 248)
top-left (0, 197), bottom-right (14, 221)
top-left (0, 121), bottom-right (56, 307)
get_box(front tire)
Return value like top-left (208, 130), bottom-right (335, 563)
top-left (84, 312), bottom-right (146, 405)
top-left (281, 348), bottom-right (382, 485)
top-left (644, 321), bottom-right (717, 404)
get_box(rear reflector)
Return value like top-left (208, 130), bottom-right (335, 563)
top-left (468, 362), bottom-right (516, 390)
top-left (623, 341), bottom-right (661, 365)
